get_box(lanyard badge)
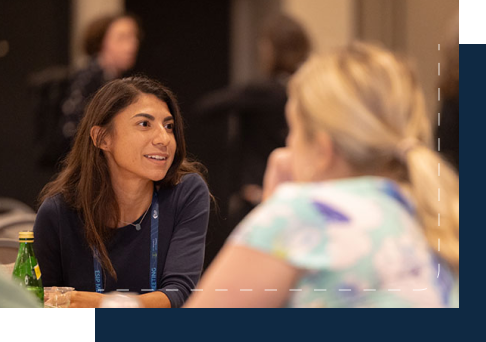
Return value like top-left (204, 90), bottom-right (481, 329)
top-left (93, 188), bottom-right (159, 293)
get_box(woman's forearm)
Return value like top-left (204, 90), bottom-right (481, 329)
top-left (139, 291), bottom-right (171, 308)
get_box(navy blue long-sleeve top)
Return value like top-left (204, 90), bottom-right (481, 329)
top-left (33, 173), bottom-right (210, 308)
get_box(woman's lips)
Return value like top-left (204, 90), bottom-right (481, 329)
top-left (144, 154), bottom-right (169, 163)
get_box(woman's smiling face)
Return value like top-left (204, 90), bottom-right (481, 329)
top-left (102, 93), bottom-right (177, 183)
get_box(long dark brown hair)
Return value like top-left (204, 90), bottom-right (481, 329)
top-left (39, 76), bottom-right (207, 279)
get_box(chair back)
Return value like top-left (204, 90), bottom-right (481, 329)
top-left (0, 199), bottom-right (36, 265)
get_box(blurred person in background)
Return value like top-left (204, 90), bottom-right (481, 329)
top-left (59, 13), bottom-right (142, 159)
top-left (193, 13), bottom-right (311, 229)
top-left (34, 76), bottom-right (210, 308)
top-left (185, 43), bottom-right (459, 308)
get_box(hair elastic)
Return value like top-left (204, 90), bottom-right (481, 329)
top-left (396, 137), bottom-right (421, 162)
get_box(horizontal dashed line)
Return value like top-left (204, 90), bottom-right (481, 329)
top-left (154, 288), bottom-right (429, 292)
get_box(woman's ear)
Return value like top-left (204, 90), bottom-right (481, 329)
top-left (90, 126), bottom-right (110, 151)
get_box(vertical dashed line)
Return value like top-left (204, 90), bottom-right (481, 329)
top-left (437, 43), bottom-right (441, 282)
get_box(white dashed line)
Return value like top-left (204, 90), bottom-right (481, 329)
top-left (264, 289), bottom-right (277, 292)
top-left (166, 289), bottom-right (178, 292)
top-left (215, 289), bottom-right (228, 292)
top-left (438, 138), bottom-right (441, 152)
top-left (438, 88), bottom-right (441, 101)
top-left (438, 63), bottom-right (440, 75)
top-left (116, 289), bottom-right (129, 292)
top-left (289, 289), bottom-right (302, 292)
top-left (363, 289), bottom-right (376, 292)
top-left (239, 289), bottom-right (253, 292)
top-left (437, 264), bottom-right (441, 278)
top-left (141, 289), bottom-right (154, 292)
top-left (339, 289), bottom-right (351, 292)
top-left (438, 44), bottom-right (440, 50)
top-left (438, 113), bottom-right (440, 126)
top-left (191, 289), bottom-right (203, 292)
top-left (313, 289), bottom-right (327, 292)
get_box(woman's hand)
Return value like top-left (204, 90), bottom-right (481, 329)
top-left (69, 291), bottom-right (104, 308)
top-left (262, 148), bottom-right (293, 201)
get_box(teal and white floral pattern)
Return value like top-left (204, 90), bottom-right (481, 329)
top-left (230, 177), bottom-right (458, 308)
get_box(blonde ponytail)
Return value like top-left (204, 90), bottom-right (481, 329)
top-left (406, 146), bottom-right (459, 273)
top-left (291, 42), bottom-right (459, 274)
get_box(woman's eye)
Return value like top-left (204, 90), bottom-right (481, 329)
top-left (138, 121), bottom-right (150, 127)
top-left (165, 123), bottom-right (174, 132)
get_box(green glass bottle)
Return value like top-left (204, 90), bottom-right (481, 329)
top-left (12, 231), bottom-right (44, 304)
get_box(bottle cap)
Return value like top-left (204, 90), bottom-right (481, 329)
top-left (18, 231), bottom-right (34, 241)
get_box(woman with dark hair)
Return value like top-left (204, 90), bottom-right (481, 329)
top-left (34, 76), bottom-right (210, 308)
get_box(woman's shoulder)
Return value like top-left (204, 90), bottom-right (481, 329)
top-left (259, 177), bottom-right (398, 229)
top-left (37, 193), bottom-right (73, 217)
top-left (270, 176), bottom-right (395, 203)
top-left (35, 194), bottom-right (71, 234)
top-left (38, 193), bottom-right (63, 212)
top-left (178, 173), bottom-right (209, 193)
top-left (157, 173), bottom-right (209, 200)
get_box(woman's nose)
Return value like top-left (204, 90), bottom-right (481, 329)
top-left (153, 125), bottom-right (171, 146)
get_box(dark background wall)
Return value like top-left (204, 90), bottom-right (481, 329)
top-left (0, 0), bottom-right (70, 208)
top-left (0, 0), bottom-right (233, 267)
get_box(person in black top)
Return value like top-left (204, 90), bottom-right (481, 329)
top-left (60, 13), bottom-right (141, 153)
top-left (34, 76), bottom-right (210, 308)
top-left (193, 14), bottom-right (311, 229)
top-left (31, 14), bottom-right (141, 171)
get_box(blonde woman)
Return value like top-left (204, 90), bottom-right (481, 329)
top-left (185, 43), bottom-right (459, 308)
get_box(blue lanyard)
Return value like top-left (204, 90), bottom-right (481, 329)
top-left (93, 188), bottom-right (159, 293)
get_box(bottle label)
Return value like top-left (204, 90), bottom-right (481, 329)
top-left (34, 264), bottom-right (41, 280)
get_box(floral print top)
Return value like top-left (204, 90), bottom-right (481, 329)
top-left (230, 177), bottom-right (458, 308)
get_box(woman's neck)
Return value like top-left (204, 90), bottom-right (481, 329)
top-left (111, 177), bottom-right (154, 227)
